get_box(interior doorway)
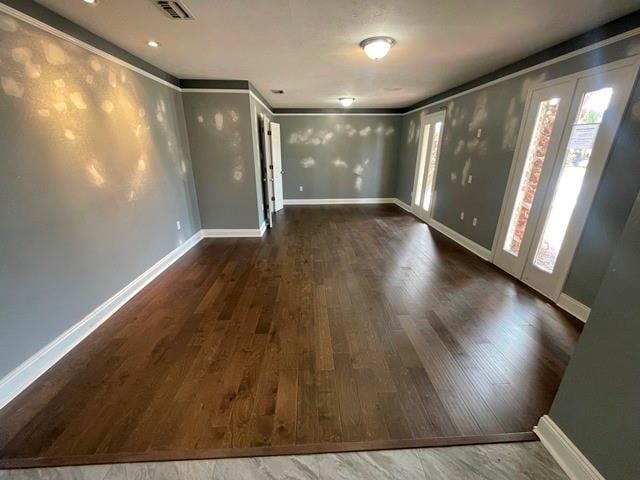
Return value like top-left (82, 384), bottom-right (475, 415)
top-left (411, 110), bottom-right (446, 224)
top-left (493, 60), bottom-right (639, 301)
top-left (258, 117), bottom-right (284, 228)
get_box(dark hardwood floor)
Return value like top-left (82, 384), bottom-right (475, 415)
top-left (0, 205), bottom-right (582, 468)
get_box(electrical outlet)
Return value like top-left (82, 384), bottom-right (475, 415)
top-left (299, 186), bottom-right (303, 192)
top-left (473, 217), bottom-right (478, 227)
top-left (176, 220), bottom-right (181, 231)
top-left (460, 211), bottom-right (465, 220)
top-left (477, 128), bottom-right (482, 138)
top-left (468, 175), bottom-right (473, 184)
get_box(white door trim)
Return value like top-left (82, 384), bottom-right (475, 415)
top-left (410, 110), bottom-right (447, 221)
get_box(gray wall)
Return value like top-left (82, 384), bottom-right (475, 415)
top-left (278, 115), bottom-right (401, 199)
top-left (0, 11), bottom-right (200, 378)
top-left (549, 191), bottom-right (640, 480)
top-left (182, 92), bottom-right (262, 229)
top-left (395, 33), bottom-right (640, 306)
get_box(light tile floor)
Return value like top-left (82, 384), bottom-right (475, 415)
top-left (0, 442), bottom-right (568, 479)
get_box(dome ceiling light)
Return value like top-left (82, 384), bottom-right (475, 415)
top-left (338, 97), bottom-right (356, 107)
top-left (360, 36), bottom-right (396, 60)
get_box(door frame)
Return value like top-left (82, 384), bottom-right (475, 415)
top-left (269, 122), bottom-right (284, 212)
top-left (492, 80), bottom-right (576, 278)
top-left (410, 110), bottom-right (447, 224)
top-left (491, 56), bottom-right (640, 300)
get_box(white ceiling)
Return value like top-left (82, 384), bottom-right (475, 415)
top-left (35, 0), bottom-right (640, 108)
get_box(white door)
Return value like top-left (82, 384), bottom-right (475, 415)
top-left (412, 111), bottom-right (446, 223)
top-left (261, 116), bottom-right (274, 227)
top-left (494, 61), bottom-right (638, 300)
top-left (270, 122), bottom-right (284, 212)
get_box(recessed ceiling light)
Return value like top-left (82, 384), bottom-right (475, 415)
top-left (339, 97), bottom-right (355, 107)
top-left (83, 0), bottom-right (98, 4)
top-left (147, 40), bottom-right (160, 48)
top-left (360, 36), bottom-right (396, 60)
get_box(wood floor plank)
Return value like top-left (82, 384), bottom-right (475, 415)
top-left (0, 205), bottom-right (582, 468)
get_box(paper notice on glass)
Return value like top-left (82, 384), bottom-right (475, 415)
top-left (567, 124), bottom-right (599, 150)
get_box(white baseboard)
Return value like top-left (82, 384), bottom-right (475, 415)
top-left (393, 198), bottom-right (413, 213)
top-left (556, 293), bottom-right (591, 322)
top-left (201, 226), bottom-right (265, 237)
top-left (534, 415), bottom-right (604, 480)
top-left (0, 231), bottom-right (203, 411)
top-left (283, 198), bottom-right (396, 205)
top-left (427, 218), bottom-right (493, 261)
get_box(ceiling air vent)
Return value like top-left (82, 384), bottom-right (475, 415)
top-left (150, 0), bottom-right (194, 20)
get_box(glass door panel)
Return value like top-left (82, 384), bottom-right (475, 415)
top-left (531, 88), bottom-right (613, 273)
top-left (503, 98), bottom-right (561, 256)
top-left (422, 121), bottom-right (443, 212)
top-left (413, 124), bottom-right (431, 208)
top-left (412, 111), bottom-right (446, 223)
top-left (493, 81), bottom-right (574, 277)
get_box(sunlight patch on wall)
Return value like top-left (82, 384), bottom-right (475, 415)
top-left (359, 126), bottom-right (371, 137)
top-left (332, 157), bottom-right (348, 168)
top-left (461, 158), bottom-right (471, 186)
top-left (502, 97), bottom-right (520, 151)
top-left (407, 120), bottom-right (415, 144)
top-left (86, 162), bottom-right (105, 187)
top-left (214, 111), bottom-right (224, 131)
top-left (101, 100), bottom-right (114, 113)
top-left (468, 93), bottom-right (488, 132)
top-left (41, 40), bottom-right (68, 65)
top-left (69, 91), bottom-right (87, 110)
top-left (0, 10), bottom-right (191, 201)
top-left (1, 76), bottom-right (24, 97)
top-left (301, 157), bottom-right (315, 168)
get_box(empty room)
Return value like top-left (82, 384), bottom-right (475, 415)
top-left (1, 0), bottom-right (640, 479)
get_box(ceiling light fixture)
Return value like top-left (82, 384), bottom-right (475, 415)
top-left (360, 36), bottom-right (396, 60)
top-left (83, 0), bottom-right (98, 4)
top-left (339, 97), bottom-right (355, 107)
top-left (147, 40), bottom-right (160, 48)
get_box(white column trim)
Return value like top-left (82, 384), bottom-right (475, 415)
top-left (557, 293), bottom-right (591, 322)
top-left (534, 415), bottom-right (605, 480)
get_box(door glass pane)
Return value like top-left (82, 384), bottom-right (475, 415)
top-left (532, 87), bottom-right (613, 273)
top-left (422, 121), bottom-right (442, 211)
top-left (503, 98), bottom-right (561, 256)
top-left (414, 124), bottom-right (430, 206)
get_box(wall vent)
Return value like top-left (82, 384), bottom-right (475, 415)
top-left (150, 1), bottom-right (194, 20)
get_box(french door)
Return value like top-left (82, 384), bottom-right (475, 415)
top-left (494, 61), bottom-right (638, 301)
top-left (412, 111), bottom-right (446, 223)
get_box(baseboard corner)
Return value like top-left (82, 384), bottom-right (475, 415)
top-left (393, 198), bottom-right (413, 213)
top-left (534, 415), bottom-right (604, 480)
